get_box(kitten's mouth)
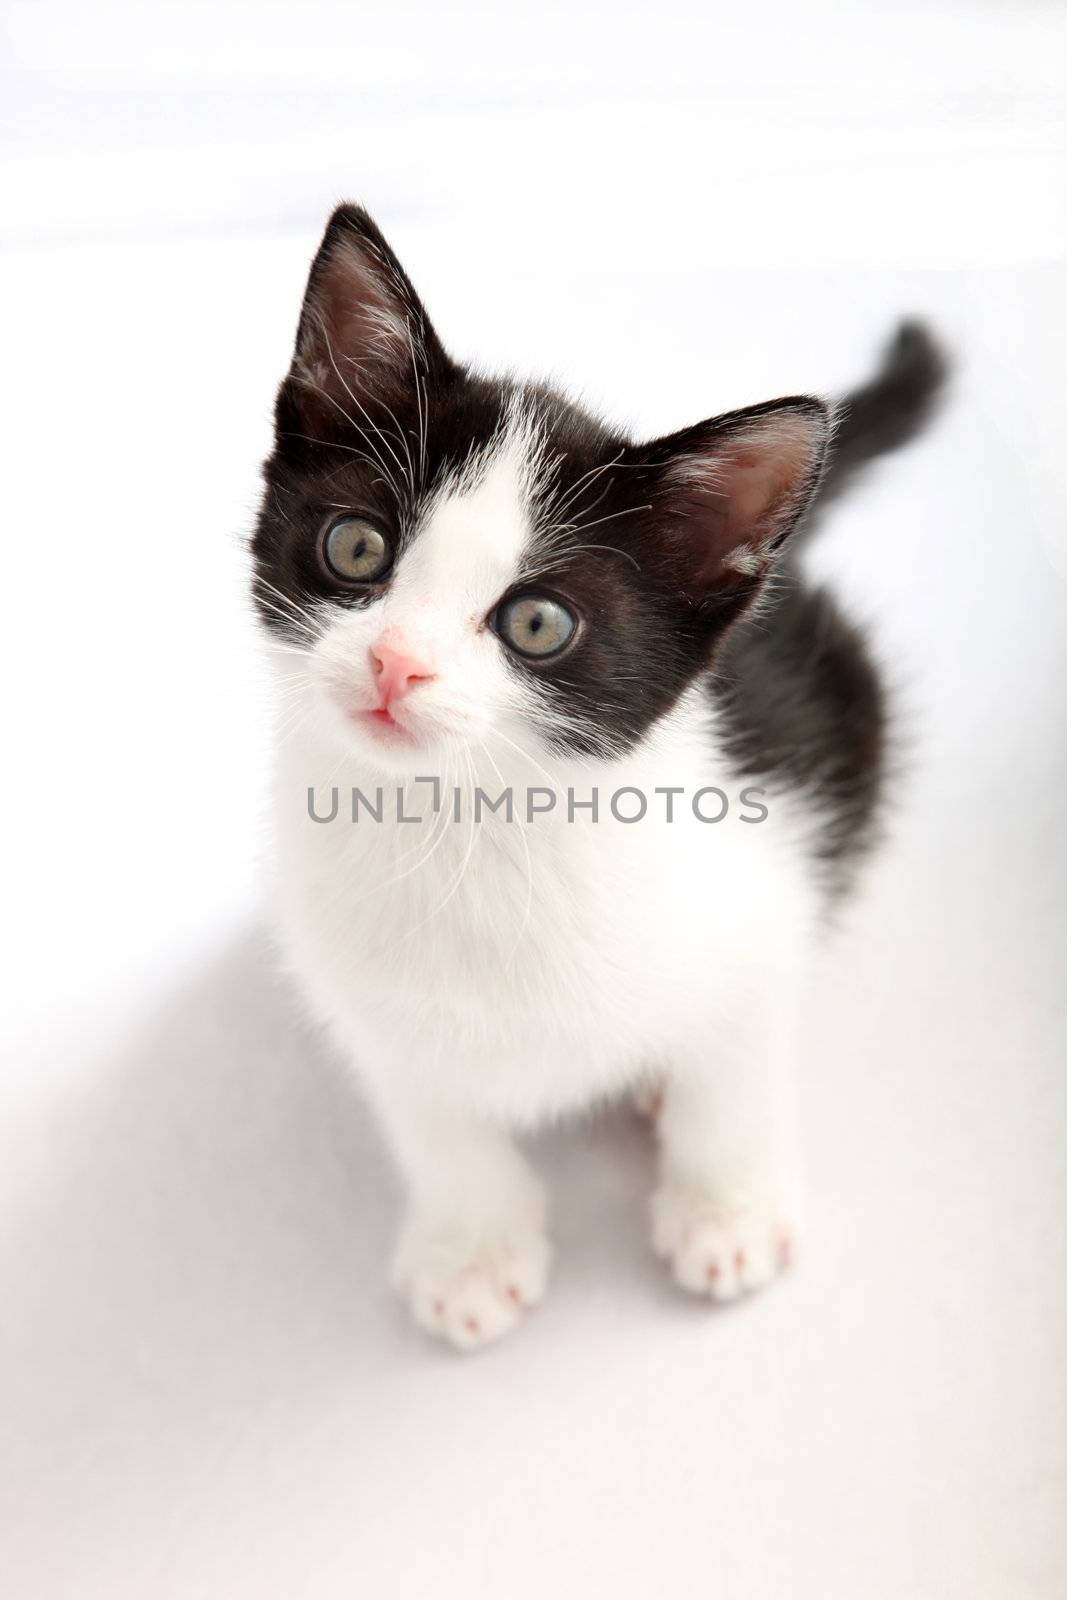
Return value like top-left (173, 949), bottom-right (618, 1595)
top-left (354, 704), bottom-right (419, 745)
top-left (326, 680), bottom-right (425, 748)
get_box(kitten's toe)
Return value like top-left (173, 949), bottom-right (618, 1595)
top-left (651, 1185), bottom-right (793, 1303)
top-left (391, 1224), bottom-right (552, 1350)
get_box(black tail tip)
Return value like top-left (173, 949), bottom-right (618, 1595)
top-left (878, 318), bottom-right (950, 415)
top-left (830, 318), bottom-right (950, 468)
top-left (805, 319), bottom-right (950, 528)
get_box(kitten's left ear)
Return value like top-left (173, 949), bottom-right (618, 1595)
top-left (635, 397), bottom-right (830, 604)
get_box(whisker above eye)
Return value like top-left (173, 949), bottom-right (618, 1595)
top-left (545, 447), bottom-right (626, 525)
top-left (281, 432), bottom-right (406, 509)
top-left (517, 542), bottom-right (644, 583)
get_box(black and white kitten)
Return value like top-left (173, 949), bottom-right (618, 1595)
top-left (253, 205), bottom-right (944, 1349)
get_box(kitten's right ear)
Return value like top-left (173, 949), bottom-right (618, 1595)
top-left (282, 204), bottom-right (451, 437)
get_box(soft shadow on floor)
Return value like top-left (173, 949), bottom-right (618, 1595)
top-left (2, 932), bottom-right (391, 1428)
top-left (1, 924), bottom-right (661, 1512)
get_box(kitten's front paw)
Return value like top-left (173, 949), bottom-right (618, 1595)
top-left (390, 1222), bottom-right (552, 1351)
top-left (651, 1184), bottom-right (794, 1302)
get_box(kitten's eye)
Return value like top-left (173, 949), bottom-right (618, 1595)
top-left (495, 593), bottom-right (577, 659)
top-left (322, 517), bottom-right (392, 583)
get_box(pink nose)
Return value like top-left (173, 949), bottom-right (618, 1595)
top-left (370, 634), bottom-right (436, 707)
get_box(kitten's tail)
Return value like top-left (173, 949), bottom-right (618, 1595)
top-left (797, 319), bottom-right (948, 547)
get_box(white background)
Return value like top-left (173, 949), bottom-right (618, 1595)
top-left (2, 3), bottom-right (1065, 1596)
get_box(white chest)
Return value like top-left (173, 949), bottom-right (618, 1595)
top-left (270, 727), bottom-right (818, 1123)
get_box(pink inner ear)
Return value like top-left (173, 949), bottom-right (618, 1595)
top-left (665, 413), bottom-right (825, 588)
top-left (296, 235), bottom-right (413, 404)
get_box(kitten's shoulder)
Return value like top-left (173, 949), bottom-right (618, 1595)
top-left (712, 573), bottom-right (886, 891)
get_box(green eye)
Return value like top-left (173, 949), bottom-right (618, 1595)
top-left (495, 593), bottom-right (577, 659)
top-left (322, 517), bottom-right (392, 583)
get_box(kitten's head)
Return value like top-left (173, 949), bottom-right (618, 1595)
top-left (254, 205), bottom-right (829, 773)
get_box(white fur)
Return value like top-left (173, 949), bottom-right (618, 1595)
top-left (267, 413), bottom-right (819, 1348)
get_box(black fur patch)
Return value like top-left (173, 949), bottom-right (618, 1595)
top-left (717, 578), bottom-right (888, 891)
